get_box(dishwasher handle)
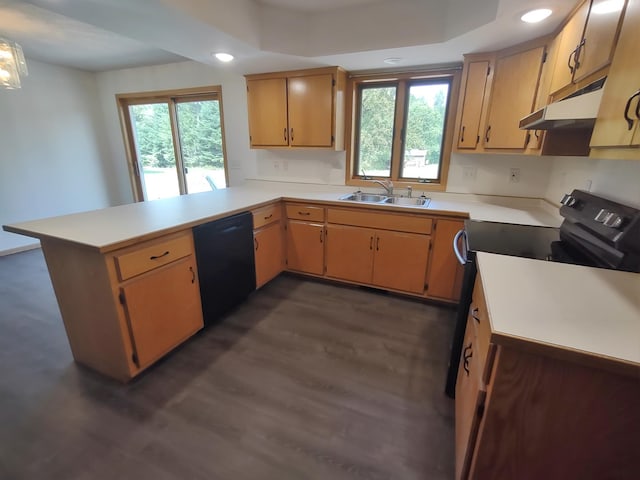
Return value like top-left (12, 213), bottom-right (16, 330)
top-left (453, 229), bottom-right (467, 265)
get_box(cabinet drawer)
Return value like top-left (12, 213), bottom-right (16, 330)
top-left (327, 208), bottom-right (432, 234)
top-left (253, 203), bottom-right (282, 229)
top-left (115, 232), bottom-right (193, 281)
top-left (286, 204), bottom-right (325, 222)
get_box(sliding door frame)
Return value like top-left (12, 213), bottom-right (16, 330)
top-left (117, 85), bottom-right (229, 202)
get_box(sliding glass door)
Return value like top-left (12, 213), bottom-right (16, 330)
top-left (119, 87), bottom-right (228, 201)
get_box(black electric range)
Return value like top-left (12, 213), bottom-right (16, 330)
top-left (445, 189), bottom-right (640, 397)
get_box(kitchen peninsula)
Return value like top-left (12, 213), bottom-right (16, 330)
top-left (3, 182), bottom-right (560, 381)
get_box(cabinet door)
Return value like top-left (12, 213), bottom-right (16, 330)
top-left (286, 221), bottom-right (325, 275)
top-left (255, 222), bottom-right (284, 288)
top-left (455, 316), bottom-right (486, 480)
top-left (325, 224), bottom-right (375, 284)
top-left (573, 0), bottom-right (626, 83)
top-left (457, 60), bottom-right (491, 149)
top-left (288, 73), bottom-right (334, 147)
top-left (246, 78), bottom-right (289, 147)
top-left (549, 1), bottom-right (590, 94)
top-left (121, 256), bottom-right (203, 369)
top-left (590, 0), bottom-right (640, 148)
top-left (484, 46), bottom-right (545, 149)
top-left (426, 219), bottom-right (464, 301)
top-left (372, 230), bottom-right (430, 294)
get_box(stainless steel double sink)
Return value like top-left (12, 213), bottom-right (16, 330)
top-left (338, 192), bottom-right (431, 207)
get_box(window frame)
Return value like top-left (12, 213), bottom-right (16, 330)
top-left (117, 85), bottom-right (229, 202)
top-left (345, 69), bottom-right (461, 191)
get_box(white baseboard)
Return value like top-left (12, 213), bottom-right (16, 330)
top-left (0, 242), bottom-right (41, 257)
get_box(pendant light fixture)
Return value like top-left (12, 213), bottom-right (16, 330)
top-left (0, 38), bottom-right (28, 89)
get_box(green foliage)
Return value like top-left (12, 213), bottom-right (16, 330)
top-left (358, 86), bottom-right (396, 173)
top-left (131, 100), bottom-right (224, 169)
top-left (357, 84), bottom-right (448, 173)
top-left (405, 89), bottom-right (447, 165)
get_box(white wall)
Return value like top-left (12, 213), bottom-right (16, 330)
top-left (447, 153), bottom-right (553, 197)
top-left (544, 156), bottom-right (640, 208)
top-left (0, 59), bottom-right (111, 253)
top-left (94, 60), bottom-right (256, 205)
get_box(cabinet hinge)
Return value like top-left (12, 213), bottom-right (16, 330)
top-left (476, 135), bottom-right (480, 145)
top-left (285, 259), bottom-right (288, 266)
top-left (131, 353), bottom-right (139, 366)
top-left (119, 292), bottom-right (126, 305)
top-left (542, 51), bottom-right (548, 64)
top-left (477, 403), bottom-right (485, 419)
top-left (487, 66), bottom-right (491, 76)
top-left (332, 79), bottom-right (336, 87)
top-left (424, 283), bottom-right (428, 291)
top-left (331, 135), bottom-right (335, 144)
top-left (246, 85), bottom-right (249, 92)
top-left (429, 243), bottom-right (433, 251)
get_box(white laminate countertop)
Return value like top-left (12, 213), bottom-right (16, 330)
top-left (477, 252), bottom-right (640, 375)
top-left (3, 180), bottom-right (562, 252)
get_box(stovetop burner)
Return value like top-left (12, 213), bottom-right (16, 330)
top-left (464, 190), bottom-right (640, 273)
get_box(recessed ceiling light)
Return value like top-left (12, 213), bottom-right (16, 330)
top-left (384, 57), bottom-right (402, 65)
top-left (521, 8), bottom-right (552, 23)
top-left (591, 0), bottom-right (624, 14)
top-left (214, 52), bottom-right (234, 62)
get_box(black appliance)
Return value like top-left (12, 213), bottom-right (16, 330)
top-left (444, 190), bottom-right (640, 397)
top-left (193, 212), bottom-right (256, 326)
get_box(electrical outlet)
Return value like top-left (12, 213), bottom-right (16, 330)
top-left (463, 166), bottom-right (477, 180)
top-left (510, 168), bottom-right (521, 183)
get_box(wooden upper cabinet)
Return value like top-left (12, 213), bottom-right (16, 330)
top-left (246, 78), bottom-right (289, 147)
top-left (288, 74), bottom-right (334, 147)
top-left (245, 67), bottom-right (347, 150)
top-left (455, 59), bottom-right (493, 150)
top-left (484, 46), bottom-right (545, 149)
top-left (574, 0), bottom-right (627, 83)
top-left (591, 0), bottom-right (640, 149)
top-left (549, 1), bottom-right (590, 95)
top-left (549, 0), bottom-right (626, 94)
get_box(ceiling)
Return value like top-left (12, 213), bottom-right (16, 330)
top-left (0, 0), bottom-right (579, 74)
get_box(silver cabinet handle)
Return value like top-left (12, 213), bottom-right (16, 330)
top-left (453, 229), bottom-right (467, 265)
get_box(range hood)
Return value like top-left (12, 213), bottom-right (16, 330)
top-left (519, 78), bottom-right (606, 130)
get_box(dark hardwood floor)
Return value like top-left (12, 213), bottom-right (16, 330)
top-left (0, 249), bottom-right (456, 479)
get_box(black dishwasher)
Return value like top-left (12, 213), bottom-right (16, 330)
top-left (193, 211), bottom-right (256, 326)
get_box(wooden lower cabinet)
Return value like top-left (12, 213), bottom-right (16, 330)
top-left (254, 221), bottom-right (285, 288)
top-left (371, 230), bottom-right (430, 294)
top-left (455, 313), bottom-right (485, 480)
top-left (39, 229), bottom-right (204, 382)
top-left (286, 220), bottom-right (325, 275)
top-left (325, 223), bottom-right (430, 295)
top-left (456, 273), bottom-right (640, 480)
top-left (427, 219), bottom-right (465, 301)
top-left (120, 256), bottom-right (203, 369)
top-left (325, 224), bottom-right (375, 284)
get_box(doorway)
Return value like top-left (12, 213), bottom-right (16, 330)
top-left (118, 86), bottom-right (228, 201)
